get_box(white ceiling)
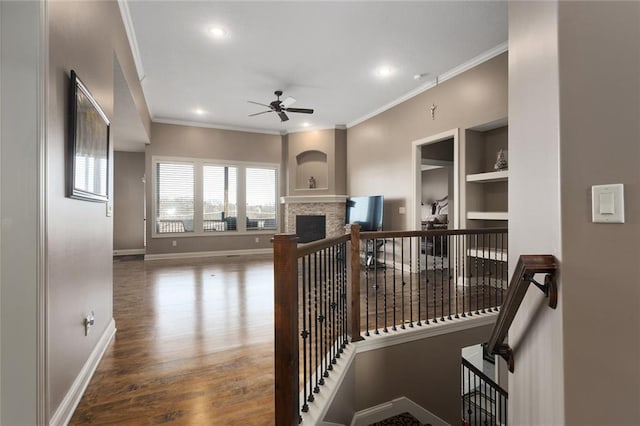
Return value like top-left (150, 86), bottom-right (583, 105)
top-left (124, 1), bottom-right (507, 135)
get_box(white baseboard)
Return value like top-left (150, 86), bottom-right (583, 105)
top-left (113, 248), bottom-right (145, 256)
top-left (49, 319), bottom-right (116, 426)
top-left (144, 248), bottom-right (272, 261)
top-left (351, 396), bottom-right (449, 426)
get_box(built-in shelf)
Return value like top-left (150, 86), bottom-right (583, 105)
top-left (466, 170), bottom-right (509, 183)
top-left (467, 211), bottom-right (508, 221)
top-left (467, 247), bottom-right (508, 262)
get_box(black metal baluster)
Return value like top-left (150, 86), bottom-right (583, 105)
top-left (392, 238), bottom-right (397, 331)
top-left (447, 234), bottom-right (452, 320)
top-left (501, 232), bottom-right (505, 307)
top-left (432, 235), bottom-right (438, 323)
top-left (383, 238), bottom-right (388, 332)
top-left (462, 234), bottom-right (467, 317)
top-left (482, 234), bottom-right (487, 313)
top-left (364, 240), bottom-right (370, 336)
top-left (313, 252), bottom-right (320, 394)
top-left (401, 238), bottom-right (406, 329)
top-left (475, 233), bottom-right (480, 315)
top-left (455, 234), bottom-right (460, 319)
top-left (417, 236), bottom-right (422, 326)
top-left (409, 237), bottom-right (413, 327)
top-left (494, 233), bottom-right (498, 311)
top-left (440, 234), bottom-right (445, 322)
top-left (307, 254), bottom-right (314, 402)
top-left (343, 241), bottom-right (348, 348)
top-left (301, 256), bottom-right (309, 412)
top-left (425, 234), bottom-right (430, 325)
top-left (320, 248), bottom-right (327, 383)
top-left (330, 245), bottom-right (336, 366)
top-left (374, 238), bottom-right (379, 334)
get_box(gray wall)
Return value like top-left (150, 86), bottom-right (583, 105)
top-left (146, 122), bottom-right (282, 255)
top-left (347, 53), bottom-right (508, 231)
top-left (421, 167), bottom-right (450, 219)
top-left (47, 0), bottom-right (149, 418)
top-left (114, 151), bottom-right (145, 251)
top-left (1, 2), bottom-right (43, 423)
top-left (558, 1), bottom-right (640, 424)
top-left (509, 1), bottom-right (640, 424)
top-left (324, 323), bottom-right (494, 424)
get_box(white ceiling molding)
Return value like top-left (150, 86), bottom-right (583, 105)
top-left (347, 42), bottom-right (508, 129)
top-left (117, 0), bottom-right (145, 81)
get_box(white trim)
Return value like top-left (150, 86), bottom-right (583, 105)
top-left (116, 0), bottom-right (144, 81)
top-left (467, 211), bottom-right (508, 220)
top-left (144, 248), bottom-right (272, 261)
top-left (347, 42), bottom-right (508, 128)
top-left (153, 117), bottom-right (282, 136)
top-left (466, 170), bottom-right (509, 183)
top-left (350, 397), bottom-right (449, 426)
top-left (37, 0), bottom-right (49, 422)
top-left (113, 248), bottom-right (145, 256)
top-left (280, 195), bottom-right (348, 204)
top-left (49, 320), bottom-right (116, 426)
top-left (355, 312), bottom-right (497, 353)
top-left (300, 343), bottom-right (357, 426)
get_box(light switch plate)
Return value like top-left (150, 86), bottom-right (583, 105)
top-left (592, 184), bottom-right (624, 223)
top-left (106, 202), bottom-right (113, 217)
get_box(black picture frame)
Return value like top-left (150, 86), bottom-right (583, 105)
top-left (68, 69), bottom-right (110, 202)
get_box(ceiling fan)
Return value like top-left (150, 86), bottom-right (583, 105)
top-left (248, 90), bottom-right (314, 122)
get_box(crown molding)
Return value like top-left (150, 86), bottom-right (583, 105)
top-left (347, 42), bottom-right (508, 129)
top-left (117, 0), bottom-right (144, 81)
top-left (153, 118), bottom-right (282, 136)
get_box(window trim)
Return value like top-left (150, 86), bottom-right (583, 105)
top-left (151, 155), bottom-right (280, 238)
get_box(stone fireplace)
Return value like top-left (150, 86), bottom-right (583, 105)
top-left (281, 195), bottom-right (348, 241)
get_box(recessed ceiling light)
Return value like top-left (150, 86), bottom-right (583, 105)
top-left (375, 66), bottom-right (394, 78)
top-left (194, 108), bottom-right (206, 115)
top-left (301, 122), bottom-right (311, 127)
top-left (208, 26), bottom-right (228, 39)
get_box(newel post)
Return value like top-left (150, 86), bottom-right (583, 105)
top-left (347, 224), bottom-right (364, 342)
top-left (273, 234), bottom-right (299, 426)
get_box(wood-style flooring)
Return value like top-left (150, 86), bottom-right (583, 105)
top-left (70, 253), bottom-right (502, 424)
top-left (70, 254), bottom-right (276, 425)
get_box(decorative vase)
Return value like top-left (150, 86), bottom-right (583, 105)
top-left (308, 176), bottom-right (316, 189)
top-left (494, 149), bottom-right (508, 171)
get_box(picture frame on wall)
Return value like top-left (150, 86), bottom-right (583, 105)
top-left (68, 69), bottom-right (110, 202)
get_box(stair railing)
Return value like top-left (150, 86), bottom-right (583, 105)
top-left (487, 254), bottom-right (558, 372)
top-left (461, 357), bottom-right (508, 425)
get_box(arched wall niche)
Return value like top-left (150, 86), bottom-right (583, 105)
top-left (295, 149), bottom-right (328, 190)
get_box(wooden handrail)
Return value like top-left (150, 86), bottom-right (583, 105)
top-left (487, 254), bottom-right (558, 372)
top-left (296, 233), bottom-right (350, 258)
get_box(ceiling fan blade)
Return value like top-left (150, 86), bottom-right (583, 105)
top-left (282, 96), bottom-right (296, 108)
top-left (248, 110), bottom-right (273, 117)
top-left (247, 100), bottom-right (272, 108)
top-left (277, 111), bottom-right (289, 122)
top-left (285, 107), bottom-right (314, 114)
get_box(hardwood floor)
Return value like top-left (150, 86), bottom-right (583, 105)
top-left (70, 254), bottom-right (276, 425)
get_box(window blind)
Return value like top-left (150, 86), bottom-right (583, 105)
top-left (156, 162), bottom-right (194, 233)
top-left (246, 167), bottom-right (277, 230)
top-left (203, 165), bottom-right (237, 231)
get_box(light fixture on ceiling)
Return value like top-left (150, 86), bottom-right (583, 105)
top-left (413, 72), bottom-right (429, 80)
top-left (194, 108), bottom-right (206, 116)
top-left (301, 122), bottom-right (311, 128)
top-left (375, 66), bottom-right (394, 78)
top-left (208, 26), bottom-right (228, 39)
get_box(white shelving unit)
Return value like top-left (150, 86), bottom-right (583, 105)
top-left (466, 170), bottom-right (508, 183)
top-left (467, 211), bottom-right (508, 221)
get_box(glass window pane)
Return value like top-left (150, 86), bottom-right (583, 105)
top-left (156, 162), bottom-right (194, 233)
top-left (246, 167), bottom-right (277, 230)
top-left (203, 165), bottom-right (237, 231)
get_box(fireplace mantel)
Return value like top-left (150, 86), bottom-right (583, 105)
top-left (280, 195), bottom-right (348, 204)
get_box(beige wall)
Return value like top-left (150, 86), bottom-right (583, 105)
top-left (347, 53), bottom-right (508, 231)
top-left (114, 151), bottom-right (145, 251)
top-left (508, 2), bottom-right (564, 424)
top-left (47, 0), bottom-right (150, 418)
top-left (146, 122), bottom-right (282, 254)
top-left (287, 128), bottom-right (347, 196)
top-left (558, 1), bottom-right (640, 424)
top-left (324, 323), bottom-right (494, 424)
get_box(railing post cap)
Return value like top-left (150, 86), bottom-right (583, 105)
top-left (271, 233), bottom-right (299, 243)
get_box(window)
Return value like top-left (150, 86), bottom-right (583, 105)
top-left (203, 165), bottom-right (237, 231)
top-left (153, 157), bottom-right (278, 236)
top-left (156, 162), bottom-right (195, 233)
top-left (246, 167), bottom-right (277, 230)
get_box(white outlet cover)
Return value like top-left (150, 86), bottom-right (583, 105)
top-left (592, 183), bottom-right (624, 223)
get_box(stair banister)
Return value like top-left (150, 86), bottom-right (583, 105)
top-left (487, 254), bottom-right (558, 372)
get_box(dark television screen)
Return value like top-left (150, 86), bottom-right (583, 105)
top-left (346, 196), bottom-right (384, 231)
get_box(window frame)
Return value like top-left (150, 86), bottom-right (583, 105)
top-left (151, 156), bottom-right (280, 238)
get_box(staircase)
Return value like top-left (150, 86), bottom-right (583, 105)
top-left (461, 357), bottom-right (507, 425)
